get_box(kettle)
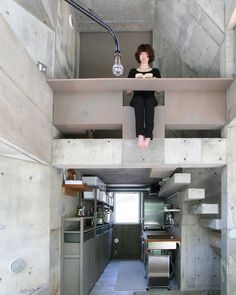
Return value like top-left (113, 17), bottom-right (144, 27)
top-left (77, 207), bottom-right (85, 217)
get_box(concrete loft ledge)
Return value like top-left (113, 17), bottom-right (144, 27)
top-left (52, 138), bottom-right (226, 169)
top-left (47, 78), bottom-right (233, 92)
top-left (51, 78), bottom-right (230, 135)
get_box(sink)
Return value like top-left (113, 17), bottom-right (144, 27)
top-left (143, 230), bottom-right (180, 249)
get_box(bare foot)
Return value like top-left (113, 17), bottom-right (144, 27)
top-left (144, 137), bottom-right (151, 148)
top-left (138, 135), bottom-right (145, 149)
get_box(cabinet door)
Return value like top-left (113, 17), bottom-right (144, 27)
top-left (103, 231), bottom-right (109, 267)
top-left (63, 258), bottom-right (80, 295)
top-left (108, 229), bottom-right (113, 260)
top-left (89, 237), bottom-right (96, 287)
top-left (83, 240), bottom-right (90, 295)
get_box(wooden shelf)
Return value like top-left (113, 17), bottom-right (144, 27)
top-left (62, 183), bottom-right (92, 196)
top-left (48, 78), bottom-right (233, 93)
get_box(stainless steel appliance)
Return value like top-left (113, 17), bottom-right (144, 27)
top-left (146, 254), bottom-right (170, 289)
top-left (97, 211), bottom-right (103, 224)
top-left (103, 210), bottom-right (111, 223)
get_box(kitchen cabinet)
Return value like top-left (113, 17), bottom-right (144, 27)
top-left (82, 176), bottom-right (114, 227)
top-left (62, 217), bottom-right (113, 295)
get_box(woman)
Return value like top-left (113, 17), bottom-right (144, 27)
top-left (128, 44), bottom-right (161, 149)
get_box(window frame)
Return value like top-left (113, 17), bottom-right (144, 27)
top-left (113, 192), bottom-right (141, 224)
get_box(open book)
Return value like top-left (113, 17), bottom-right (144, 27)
top-left (135, 73), bottom-right (154, 78)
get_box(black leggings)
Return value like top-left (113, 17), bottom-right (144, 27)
top-left (131, 95), bottom-right (157, 139)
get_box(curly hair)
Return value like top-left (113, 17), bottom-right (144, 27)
top-left (135, 44), bottom-right (155, 63)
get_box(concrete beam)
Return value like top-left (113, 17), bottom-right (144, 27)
top-left (159, 173), bottom-right (191, 197)
top-left (52, 138), bottom-right (226, 169)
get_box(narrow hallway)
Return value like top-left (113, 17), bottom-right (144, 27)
top-left (89, 260), bottom-right (212, 295)
top-left (89, 260), bottom-right (146, 295)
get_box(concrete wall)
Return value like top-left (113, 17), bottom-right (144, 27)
top-left (153, 0), bottom-right (224, 78)
top-left (50, 167), bottom-right (79, 295)
top-left (0, 0), bottom-right (55, 78)
top-left (227, 77), bottom-right (236, 124)
top-left (0, 156), bottom-right (50, 295)
top-left (0, 0), bottom-right (78, 79)
top-left (169, 168), bottom-right (221, 291)
top-left (225, 0), bottom-right (236, 28)
top-left (54, 0), bottom-right (76, 79)
top-left (0, 3), bottom-right (79, 294)
top-left (0, 14), bottom-right (52, 163)
top-left (220, 0), bottom-right (236, 77)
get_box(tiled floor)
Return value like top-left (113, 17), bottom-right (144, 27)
top-left (89, 260), bottom-right (146, 295)
top-left (89, 260), bottom-right (219, 295)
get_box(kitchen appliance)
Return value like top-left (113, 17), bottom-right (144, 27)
top-left (77, 207), bottom-right (85, 217)
top-left (143, 197), bottom-right (165, 230)
top-left (97, 211), bottom-right (103, 224)
top-left (146, 254), bottom-right (170, 289)
top-left (103, 211), bottom-right (111, 223)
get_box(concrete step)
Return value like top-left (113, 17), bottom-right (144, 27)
top-left (180, 188), bottom-right (205, 202)
top-left (159, 173), bottom-right (191, 197)
top-left (210, 232), bottom-right (221, 250)
top-left (199, 218), bottom-right (221, 230)
top-left (135, 290), bottom-right (218, 295)
top-left (191, 203), bottom-right (219, 214)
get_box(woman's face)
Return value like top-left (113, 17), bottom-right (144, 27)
top-left (139, 51), bottom-right (149, 63)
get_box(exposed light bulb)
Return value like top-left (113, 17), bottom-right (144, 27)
top-left (112, 51), bottom-right (124, 76)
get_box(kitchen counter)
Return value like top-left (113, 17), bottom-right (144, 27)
top-left (142, 230), bottom-right (180, 250)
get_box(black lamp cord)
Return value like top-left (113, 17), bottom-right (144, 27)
top-left (64, 0), bottom-right (120, 54)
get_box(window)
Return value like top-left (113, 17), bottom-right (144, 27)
top-left (114, 192), bottom-right (140, 224)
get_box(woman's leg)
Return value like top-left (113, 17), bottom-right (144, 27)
top-left (144, 97), bottom-right (155, 139)
top-left (133, 96), bottom-right (145, 137)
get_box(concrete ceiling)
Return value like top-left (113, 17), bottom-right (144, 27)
top-left (76, 0), bottom-right (156, 32)
top-left (78, 168), bottom-right (161, 185)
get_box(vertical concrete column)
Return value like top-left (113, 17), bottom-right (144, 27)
top-left (220, 30), bottom-right (234, 77)
top-left (221, 124), bottom-right (236, 294)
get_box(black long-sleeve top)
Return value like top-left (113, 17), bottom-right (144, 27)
top-left (128, 68), bottom-right (161, 98)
